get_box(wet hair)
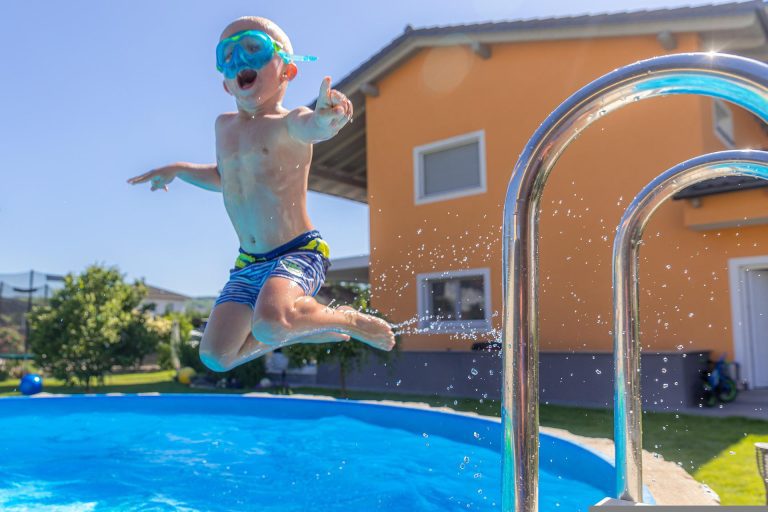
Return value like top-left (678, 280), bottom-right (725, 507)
top-left (220, 16), bottom-right (293, 55)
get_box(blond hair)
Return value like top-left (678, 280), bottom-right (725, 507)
top-left (220, 17), bottom-right (293, 54)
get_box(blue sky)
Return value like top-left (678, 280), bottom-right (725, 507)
top-left (0, 0), bottom-right (740, 296)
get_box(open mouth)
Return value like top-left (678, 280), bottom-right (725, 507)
top-left (237, 69), bottom-right (258, 89)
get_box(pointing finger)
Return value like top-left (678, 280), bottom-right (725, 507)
top-left (128, 172), bottom-right (151, 184)
top-left (317, 77), bottom-right (331, 108)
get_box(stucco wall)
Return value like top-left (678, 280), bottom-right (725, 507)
top-left (316, 351), bottom-right (710, 410)
top-left (365, 33), bottom-right (768, 361)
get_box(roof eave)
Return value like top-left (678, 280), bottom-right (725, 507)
top-left (335, 6), bottom-right (767, 99)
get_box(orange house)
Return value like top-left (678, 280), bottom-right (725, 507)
top-left (313, 2), bottom-right (768, 396)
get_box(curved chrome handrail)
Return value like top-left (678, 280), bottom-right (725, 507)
top-left (501, 53), bottom-right (768, 511)
top-left (612, 150), bottom-right (768, 499)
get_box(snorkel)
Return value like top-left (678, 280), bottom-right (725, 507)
top-left (216, 30), bottom-right (317, 80)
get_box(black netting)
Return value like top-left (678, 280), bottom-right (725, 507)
top-left (0, 271), bottom-right (64, 355)
top-left (0, 271), bottom-right (65, 300)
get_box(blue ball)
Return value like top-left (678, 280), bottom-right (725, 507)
top-left (19, 374), bottom-right (43, 396)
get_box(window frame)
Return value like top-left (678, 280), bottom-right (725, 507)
top-left (416, 267), bottom-right (492, 333)
top-left (713, 98), bottom-right (736, 148)
top-left (413, 130), bottom-right (487, 205)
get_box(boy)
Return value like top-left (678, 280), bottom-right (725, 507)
top-left (128, 17), bottom-right (395, 372)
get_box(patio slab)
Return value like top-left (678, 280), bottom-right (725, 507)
top-left (677, 389), bottom-right (768, 420)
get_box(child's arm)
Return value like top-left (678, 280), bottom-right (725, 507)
top-left (287, 76), bottom-right (353, 144)
top-left (127, 163), bottom-right (221, 192)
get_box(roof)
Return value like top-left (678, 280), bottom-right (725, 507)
top-left (307, 1), bottom-right (768, 203)
top-left (326, 255), bottom-right (370, 283)
top-left (144, 285), bottom-right (191, 302)
top-left (674, 175), bottom-right (768, 199)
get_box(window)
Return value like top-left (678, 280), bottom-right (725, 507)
top-left (713, 99), bottom-right (735, 148)
top-left (414, 130), bottom-right (486, 204)
top-left (417, 268), bottom-right (491, 332)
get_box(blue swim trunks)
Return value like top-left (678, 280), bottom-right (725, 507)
top-left (214, 230), bottom-right (331, 309)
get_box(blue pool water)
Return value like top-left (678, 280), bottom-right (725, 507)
top-left (0, 395), bottom-right (613, 511)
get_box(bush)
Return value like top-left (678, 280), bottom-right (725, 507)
top-left (285, 285), bottom-right (397, 396)
top-left (0, 326), bottom-right (24, 354)
top-left (154, 313), bottom-right (197, 370)
top-left (177, 337), bottom-right (265, 388)
top-left (28, 265), bottom-right (164, 388)
top-left (226, 358), bottom-right (266, 388)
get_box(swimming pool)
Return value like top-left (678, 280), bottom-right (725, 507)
top-left (0, 394), bottom-right (616, 511)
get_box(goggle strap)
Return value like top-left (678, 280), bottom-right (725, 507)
top-left (292, 54), bottom-right (318, 62)
top-left (276, 50), bottom-right (318, 63)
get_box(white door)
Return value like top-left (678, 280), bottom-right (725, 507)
top-left (745, 269), bottom-right (768, 388)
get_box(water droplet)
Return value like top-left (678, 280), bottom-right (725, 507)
top-left (470, 368), bottom-right (478, 376)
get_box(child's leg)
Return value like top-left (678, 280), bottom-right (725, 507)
top-left (251, 277), bottom-right (396, 351)
top-left (199, 301), bottom-right (351, 372)
top-left (199, 302), bottom-right (254, 372)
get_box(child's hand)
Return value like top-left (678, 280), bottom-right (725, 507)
top-left (314, 76), bottom-right (353, 132)
top-left (127, 166), bottom-right (177, 192)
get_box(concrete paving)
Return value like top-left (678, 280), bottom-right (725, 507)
top-left (677, 389), bottom-right (768, 420)
top-left (545, 427), bottom-right (720, 506)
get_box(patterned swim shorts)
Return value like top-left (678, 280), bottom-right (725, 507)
top-left (214, 230), bottom-right (331, 309)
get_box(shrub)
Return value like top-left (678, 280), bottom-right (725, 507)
top-left (0, 326), bottom-right (24, 354)
top-left (28, 265), bottom-right (163, 389)
top-left (285, 285), bottom-right (397, 396)
top-left (177, 337), bottom-right (265, 388)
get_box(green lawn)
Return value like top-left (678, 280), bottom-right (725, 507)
top-left (1, 372), bottom-right (766, 505)
top-left (0, 371), bottom-right (246, 396)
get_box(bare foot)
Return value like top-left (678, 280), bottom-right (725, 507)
top-left (338, 306), bottom-right (396, 351)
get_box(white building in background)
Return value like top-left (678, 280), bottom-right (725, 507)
top-left (325, 255), bottom-right (369, 284)
top-left (141, 285), bottom-right (191, 315)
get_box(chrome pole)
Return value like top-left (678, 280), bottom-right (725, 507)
top-left (501, 53), bottom-right (768, 511)
top-left (612, 151), bottom-right (768, 501)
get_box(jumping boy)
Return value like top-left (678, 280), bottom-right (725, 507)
top-left (128, 17), bottom-right (395, 371)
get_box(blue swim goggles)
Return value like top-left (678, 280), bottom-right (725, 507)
top-left (215, 30), bottom-right (317, 79)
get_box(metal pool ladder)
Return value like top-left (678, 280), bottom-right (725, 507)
top-left (500, 52), bottom-right (768, 512)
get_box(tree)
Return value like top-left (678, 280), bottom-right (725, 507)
top-left (28, 265), bottom-right (162, 389)
top-left (285, 284), bottom-right (397, 397)
top-left (0, 324), bottom-right (24, 354)
top-left (155, 312), bottom-right (195, 370)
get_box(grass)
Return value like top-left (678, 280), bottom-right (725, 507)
top-left (1, 372), bottom-right (766, 504)
top-left (0, 370), bottom-right (244, 396)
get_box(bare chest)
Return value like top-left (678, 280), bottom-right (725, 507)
top-left (217, 117), bottom-right (286, 167)
top-left (216, 116), bottom-right (311, 192)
